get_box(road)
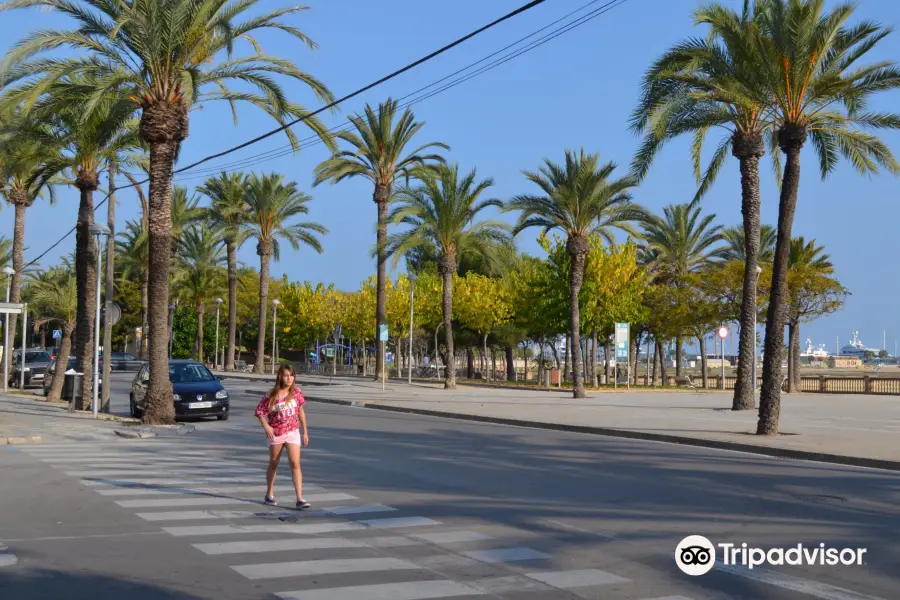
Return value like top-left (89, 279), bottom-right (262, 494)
top-left (0, 373), bottom-right (897, 599)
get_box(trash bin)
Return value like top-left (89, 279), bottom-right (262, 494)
top-left (62, 371), bottom-right (84, 402)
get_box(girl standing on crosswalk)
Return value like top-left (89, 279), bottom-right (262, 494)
top-left (255, 364), bottom-right (310, 509)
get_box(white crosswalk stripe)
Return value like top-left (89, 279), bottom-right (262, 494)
top-left (274, 580), bottom-right (483, 600)
top-left (93, 484), bottom-right (325, 496)
top-left (117, 492), bottom-right (355, 508)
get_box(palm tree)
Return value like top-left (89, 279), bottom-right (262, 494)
top-left (173, 224), bottom-right (226, 364)
top-left (639, 201), bottom-right (725, 379)
top-left (721, 224), bottom-right (777, 263)
top-left (753, 0), bottom-right (900, 435)
top-left (506, 149), bottom-right (643, 398)
top-left (198, 172), bottom-right (251, 371)
top-left (243, 173), bottom-right (326, 373)
top-left (4, 77), bottom-right (141, 407)
top-left (116, 220), bottom-right (149, 358)
top-left (0, 235), bottom-right (11, 271)
top-left (0, 0), bottom-right (337, 424)
top-left (170, 187), bottom-right (205, 261)
top-left (313, 99), bottom-right (449, 379)
top-left (629, 1), bottom-right (777, 412)
top-left (786, 237), bottom-right (833, 392)
top-left (29, 269), bottom-right (76, 403)
top-left (0, 111), bottom-right (60, 386)
top-left (386, 164), bottom-right (512, 389)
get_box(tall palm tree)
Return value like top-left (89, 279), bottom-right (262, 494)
top-left (313, 98), bottom-right (449, 379)
top-left (170, 187), bottom-right (205, 261)
top-left (629, 1), bottom-right (777, 411)
top-left (173, 224), bottom-right (226, 364)
top-left (639, 201), bottom-right (725, 377)
top-left (0, 0), bottom-right (337, 424)
top-left (0, 111), bottom-right (60, 385)
top-left (386, 164), bottom-right (512, 389)
top-left (721, 224), bottom-right (777, 263)
top-left (198, 172), bottom-right (251, 371)
top-left (244, 173), bottom-right (327, 373)
top-left (506, 149), bottom-right (643, 398)
top-left (4, 78), bottom-right (141, 407)
top-left (29, 269), bottom-right (76, 403)
top-left (116, 219), bottom-right (149, 358)
top-left (753, 0), bottom-right (900, 435)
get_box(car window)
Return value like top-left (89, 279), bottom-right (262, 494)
top-left (169, 363), bottom-right (215, 383)
top-left (138, 366), bottom-right (149, 382)
top-left (24, 351), bottom-right (52, 363)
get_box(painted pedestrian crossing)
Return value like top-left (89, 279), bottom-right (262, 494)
top-left (16, 441), bottom-right (698, 600)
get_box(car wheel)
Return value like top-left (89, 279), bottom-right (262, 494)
top-left (216, 412), bottom-right (229, 421)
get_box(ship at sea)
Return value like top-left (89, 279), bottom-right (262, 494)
top-left (839, 331), bottom-right (881, 360)
top-left (800, 338), bottom-right (830, 363)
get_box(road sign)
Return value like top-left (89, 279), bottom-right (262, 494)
top-left (52, 329), bottom-right (62, 340)
top-left (615, 322), bottom-right (630, 360)
top-left (102, 302), bottom-right (122, 327)
top-left (718, 326), bottom-right (728, 339)
top-left (325, 347), bottom-right (335, 358)
top-left (379, 324), bottom-right (388, 341)
top-left (0, 302), bottom-right (24, 314)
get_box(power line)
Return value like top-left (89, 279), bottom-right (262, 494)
top-left (174, 0), bottom-right (622, 178)
top-left (23, 0), bottom-right (549, 268)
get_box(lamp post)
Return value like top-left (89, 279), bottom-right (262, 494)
top-left (168, 304), bottom-right (176, 358)
top-left (3, 266), bottom-right (15, 394)
top-left (408, 274), bottom-right (417, 384)
top-left (89, 223), bottom-right (111, 418)
top-left (753, 264), bottom-right (763, 402)
top-left (214, 298), bottom-right (223, 370)
top-left (271, 299), bottom-right (280, 375)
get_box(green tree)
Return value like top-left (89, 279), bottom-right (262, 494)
top-left (749, 0), bottom-right (900, 434)
top-left (785, 237), bottom-right (847, 391)
top-left (721, 224), bottom-right (777, 263)
top-left (115, 220), bottom-right (149, 358)
top-left (173, 224), bottom-right (226, 363)
top-left (244, 173), bottom-right (326, 373)
top-left (0, 0), bottom-right (338, 424)
top-left (455, 273), bottom-right (513, 382)
top-left (506, 149), bottom-right (643, 398)
top-left (28, 267), bottom-right (76, 402)
top-left (198, 172), bottom-right (251, 371)
top-left (313, 98), bottom-right (448, 380)
top-left (386, 164), bottom-right (511, 389)
top-left (629, 1), bottom-right (777, 410)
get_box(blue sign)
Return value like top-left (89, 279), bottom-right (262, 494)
top-left (615, 322), bottom-right (629, 361)
top-left (52, 329), bottom-right (62, 340)
top-left (379, 324), bottom-right (389, 341)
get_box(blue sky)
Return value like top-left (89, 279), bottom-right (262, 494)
top-left (1, 0), bottom-right (899, 354)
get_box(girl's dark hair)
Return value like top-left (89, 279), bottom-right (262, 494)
top-left (266, 364), bottom-right (297, 410)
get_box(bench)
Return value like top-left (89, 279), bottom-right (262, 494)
top-left (673, 375), bottom-right (696, 388)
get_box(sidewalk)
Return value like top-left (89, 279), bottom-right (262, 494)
top-left (285, 374), bottom-right (900, 471)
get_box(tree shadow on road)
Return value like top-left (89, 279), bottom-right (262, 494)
top-left (0, 568), bottom-right (209, 600)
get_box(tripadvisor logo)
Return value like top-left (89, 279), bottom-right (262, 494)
top-left (675, 536), bottom-right (868, 576)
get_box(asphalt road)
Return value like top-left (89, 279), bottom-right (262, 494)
top-left (1, 375), bottom-right (897, 599)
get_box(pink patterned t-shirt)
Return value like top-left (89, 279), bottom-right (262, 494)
top-left (255, 387), bottom-right (305, 436)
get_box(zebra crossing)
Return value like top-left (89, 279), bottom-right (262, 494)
top-left (16, 439), bottom-right (699, 600)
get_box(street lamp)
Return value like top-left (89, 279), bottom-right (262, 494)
top-left (271, 299), bottom-right (280, 375)
top-left (753, 264), bottom-right (763, 402)
top-left (214, 298), bottom-right (223, 370)
top-left (3, 266), bottom-right (15, 393)
top-left (408, 274), bottom-right (417, 384)
top-left (89, 223), bottom-right (111, 418)
top-left (168, 304), bottom-right (176, 358)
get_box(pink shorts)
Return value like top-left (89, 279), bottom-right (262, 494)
top-left (268, 430), bottom-right (302, 447)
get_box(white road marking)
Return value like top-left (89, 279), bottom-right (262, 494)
top-left (526, 569), bottom-right (630, 588)
top-left (275, 580), bottom-right (483, 600)
top-left (65, 467), bottom-right (261, 477)
top-left (94, 484), bottom-right (324, 496)
top-left (232, 557), bottom-right (418, 580)
top-left (118, 492), bottom-right (355, 508)
top-left (411, 531), bottom-right (492, 544)
top-left (322, 504), bottom-right (396, 515)
top-left (356, 516), bottom-right (441, 529)
top-left (462, 547), bottom-right (550, 563)
top-left (163, 522), bottom-right (366, 537)
top-left (194, 537), bottom-right (367, 555)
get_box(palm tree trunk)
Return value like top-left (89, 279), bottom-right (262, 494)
top-left (439, 255), bottom-right (456, 389)
top-left (255, 244), bottom-right (272, 373)
top-left (567, 237), bottom-right (587, 399)
top-left (47, 325), bottom-right (74, 403)
top-left (698, 335), bottom-right (708, 389)
top-left (374, 184), bottom-right (390, 380)
top-left (225, 237), bottom-right (237, 371)
top-left (101, 162), bottom-right (116, 414)
top-left (732, 133), bottom-right (765, 411)
top-left (196, 304), bottom-right (205, 363)
top-left (759, 127), bottom-right (806, 435)
top-left (141, 123), bottom-right (181, 425)
top-left (74, 175), bottom-right (98, 410)
top-left (3, 197), bottom-right (26, 384)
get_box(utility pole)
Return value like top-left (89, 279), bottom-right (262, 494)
top-left (101, 162), bottom-right (116, 413)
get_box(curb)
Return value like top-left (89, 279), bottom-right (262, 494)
top-left (319, 401), bottom-right (900, 473)
top-left (114, 424), bottom-right (197, 439)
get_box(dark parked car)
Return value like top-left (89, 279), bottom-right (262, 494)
top-left (104, 352), bottom-right (145, 372)
top-left (130, 360), bottom-right (229, 421)
top-left (42, 356), bottom-right (103, 398)
top-left (9, 349), bottom-right (53, 388)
